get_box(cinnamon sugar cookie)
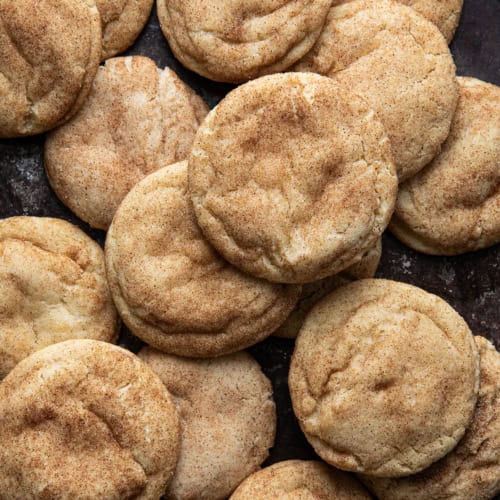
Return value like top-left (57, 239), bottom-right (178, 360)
top-left (106, 162), bottom-right (300, 357)
top-left (274, 239), bottom-right (382, 338)
top-left (362, 336), bottom-right (500, 499)
top-left (294, 0), bottom-right (458, 181)
top-left (230, 460), bottom-right (371, 499)
top-left (390, 77), bottom-right (500, 255)
top-left (0, 0), bottom-right (101, 137)
top-left (289, 279), bottom-right (480, 477)
top-left (0, 216), bottom-right (118, 380)
top-left (96, 0), bottom-right (154, 60)
top-left (330, 0), bottom-right (463, 42)
top-left (189, 73), bottom-right (397, 284)
top-left (45, 56), bottom-right (208, 230)
top-left (0, 339), bottom-right (180, 499)
top-left (140, 348), bottom-right (276, 499)
top-left (157, 0), bottom-right (333, 83)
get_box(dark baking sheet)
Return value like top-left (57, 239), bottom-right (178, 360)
top-left (0, 0), bottom-right (499, 476)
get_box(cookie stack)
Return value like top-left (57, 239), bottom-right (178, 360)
top-left (0, 0), bottom-right (499, 498)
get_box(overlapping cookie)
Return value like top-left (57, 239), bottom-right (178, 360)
top-left (189, 73), bottom-right (397, 283)
top-left (391, 77), bottom-right (500, 255)
top-left (141, 348), bottom-right (276, 499)
top-left (294, 0), bottom-right (459, 181)
top-left (0, 0), bottom-right (101, 137)
top-left (106, 161), bottom-right (300, 357)
top-left (96, 0), bottom-right (154, 60)
top-left (0, 340), bottom-right (180, 499)
top-left (230, 460), bottom-right (371, 499)
top-left (361, 335), bottom-right (500, 499)
top-left (0, 216), bottom-right (118, 379)
top-left (289, 279), bottom-right (480, 477)
top-left (45, 56), bottom-right (208, 230)
top-left (157, 0), bottom-right (333, 83)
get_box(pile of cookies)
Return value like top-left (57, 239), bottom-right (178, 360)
top-left (0, 0), bottom-right (499, 498)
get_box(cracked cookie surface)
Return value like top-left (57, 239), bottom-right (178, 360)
top-left (140, 348), bottom-right (276, 500)
top-left (0, 216), bottom-right (118, 380)
top-left (189, 73), bottom-right (397, 284)
top-left (45, 56), bottom-right (208, 230)
top-left (95, 0), bottom-right (154, 60)
top-left (294, 0), bottom-right (458, 182)
top-left (274, 239), bottom-right (382, 338)
top-left (362, 336), bottom-right (500, 500)
top-left (156, 0), bottom-right (333, 83)
top-left (289, 279), bottom-right (480, 477)
top-left (230, 460), bottom-right (372, 499)
top-left (390, 77), bottom-right (500, 255)
top-left (106, 161), bottom-right (300, 357)
top-left (0, 339), bottom-right (180, 499)
top-left (330, 0), bottom-right (463, 42)
top-left (0, 0), bottom-right (101, 138)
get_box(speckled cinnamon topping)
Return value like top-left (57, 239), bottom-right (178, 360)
top-left (230, 460), bottom-right (372, 499)
top-left (140, 348), bottom-right (276, 500)
top-left (294, 0), bottom-right (459, 182)
top-left (289, 279), bottom-right (480, 477)
top-left (362, 335), bottom-right (500, 499)
top-left (106, 161), bottom-right (300, 357)
top-left (391, 77), bottom-right (500, 255)
top-left (189, 73), bottom-right (397, 284)
top-left (0, 0), bottom-right (102, 138)
top-left (157, 0), bottom-right (333, 83)
top-left (45, 56), bottom-right (208, 230)
top-left (95, 0), bottom-right (154, 60)
top-left (0, 340), bottom-right (181, 499)
top-left (0, 216), bottom-right (118, 380)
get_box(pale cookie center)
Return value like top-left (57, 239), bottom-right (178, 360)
top-left (0, 240), bottom-right (102, 356)
top-left (301, 303), bottom-right (470, 471)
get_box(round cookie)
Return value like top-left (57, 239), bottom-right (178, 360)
top-left (189, 73), bottom-right (397, 284)
top-left (0, 216), bottom-right (119, 380)
top-left (0, 0), bottom-right (101, 138)
top-left (390, 77), bottom-right (500, 255)
top-left (45, 56), bottom-right (208, 230)
top-left (230, 460), bottom-right (372, 499)
top-left (362, 336), bottom-right (500, 500)
top-left (0, 339), bottom-right (180, 499)
top-left (294, 0), bottom-right (459, 182)
top-left (289, 279), bottom-right (480, 477)
top-left (274, 239), bottom-right (382, 338)
top-left (106, 161), bottom-right (300, 357)
top-left (139, 348), bottom-right (276, 500)
top-left (330, 0), bottom-right (463, 43)
top-left (156, 0), bottom-right (333, 83)
top-left (96, 0), bottom-right (154, 60)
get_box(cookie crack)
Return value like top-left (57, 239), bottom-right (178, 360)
top-left (86, 406), bottom-right (149, 482)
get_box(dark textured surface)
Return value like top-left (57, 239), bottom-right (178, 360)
top-left (0, 0), bottom-right (498, 479)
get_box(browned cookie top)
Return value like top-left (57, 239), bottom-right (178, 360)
top-left (0, 0), bottom-right (102, 137)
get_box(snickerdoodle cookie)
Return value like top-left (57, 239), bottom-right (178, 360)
top-left (140, 348), bottom-right (276, 500)
top-left (362, 336), bottom-right (500, 500)
top-left (230, 460), bottom-right (372, 499)
top-left (274, 239), bottom-right (382, 338)
top-left (0, 0), bottom-right (101, 138)
top-left (330, 0), bottom-right (463, 42)
top-left (0, 339), bottom-right (180, 499)
top-left (106, 162), bottom-right (299, 357)
top-left (45, 56), bottom-right (208, 230)
top-left (96, 0), bottom-right (154, 60)
top-left (390, 77), bottom-right (500, 255)
top-left (289, 279), bottom-right (480, 477)
top-left (189, 73), bottom-right (397, 284)
top-left (294, 0), bottom-right (458, 182)
top-left (156, 0), bottom-right (333, 83)
top-left (0, 216), bottom-right (118, 380)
